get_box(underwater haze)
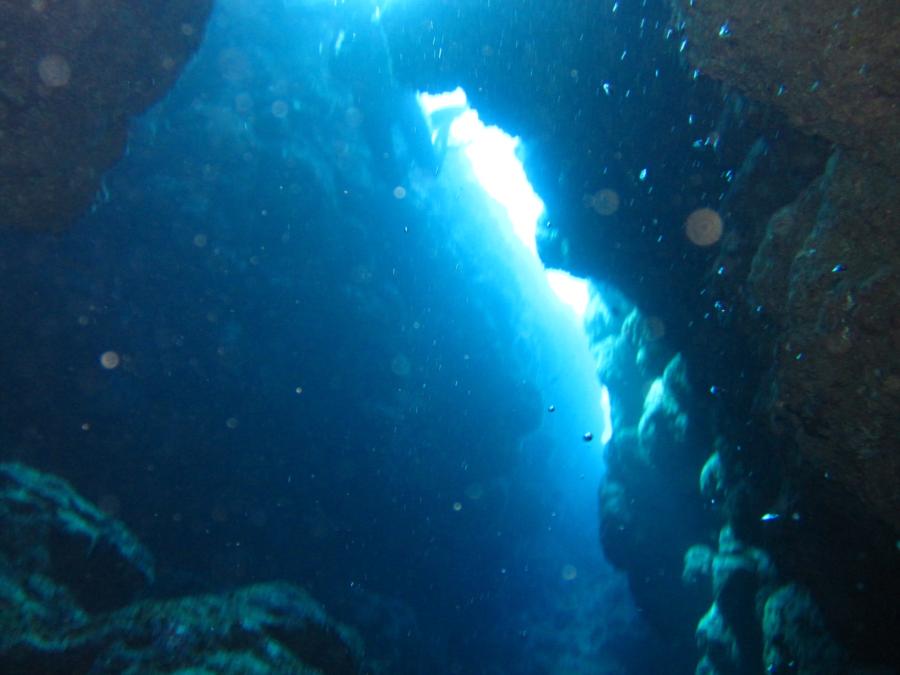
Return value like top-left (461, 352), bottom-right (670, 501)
top-left (2, 0), bottom-right (898, 674)
top-left (1, 1), bottom-right (640, 673)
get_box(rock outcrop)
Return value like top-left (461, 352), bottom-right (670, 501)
top-left (0, 463), bottom-right (363, 674)
top-left (0, 0), bottom-right (213, 229)
top-left (670, 0), bottom-right (900, 175)
top-left (592, 308), bottom-right (714, 670)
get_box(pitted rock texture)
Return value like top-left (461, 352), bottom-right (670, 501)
top-left (749, 152), bottom-right (900, 534)
top-left (0, 0), bottom-right (213, 229)
top-left (671, 0), bottom-right (900, 174)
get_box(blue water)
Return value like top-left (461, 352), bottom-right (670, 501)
top-left (0, 1), bottom-right (669, 672)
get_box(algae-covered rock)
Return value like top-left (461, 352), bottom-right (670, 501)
top-left (0, 462), bottom-right (154, 612)
top-left (74, 583), bottom-right (363, 675)
top-left (596, 322), bottom-right (714, 661)
top-left (695, 603), bottom-right (740, 675)
top-left (699, 452), bottom-right (724, 505)
top-left (0, 464), bottom-right (363, 674)
top-left (762, 584), bottom-right (847, 675)
top-left (3, 582), bottom-right (363, 675)
top-left (682, 544), bottom-right (714, 588)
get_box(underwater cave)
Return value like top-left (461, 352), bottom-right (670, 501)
top-left (0, 0), bottom-right (898, 673)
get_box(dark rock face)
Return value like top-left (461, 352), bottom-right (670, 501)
top-left (0, 0), bottom-right (213, 229)
top-left (0, 463), bottom-right (362, 674)
top-left (385, 0), bottom-right (897, 670)
top-left (594, 310), bottom-right (713, 670)
top-left (740, 151), bottom-right (900, 663)
top-left (61, 583), bottom-right (362, 675)
top-left (0, 462), bottom-right (154, 613)
top-left (672, 1), bottom-right (900, 664)
top-left (671, 0), bottom-right (900, 174)
top-left (749, 152), bottom-right (900, 533)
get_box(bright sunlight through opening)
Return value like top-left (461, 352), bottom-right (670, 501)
top-left (419, 88), bottom-right (590, 319)
top-left (419, 87), bottom-right (612, 447)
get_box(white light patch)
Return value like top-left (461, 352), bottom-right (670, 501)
top-left (449, 111), bottom-right (543, 257)
top-left (600, 384), bottom-right (613, 445)
top-left (419, 89), bottom-right (584, 312)
top-left (419, 87), bottom-right (468, 116)
top-left (545, 269), bottom-right (590, 318)
top-left (420, 88), bottom-right (613, 453)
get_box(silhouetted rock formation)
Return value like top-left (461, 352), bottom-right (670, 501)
top-left (0, 0), bottom-right (213, 229)
top-left (0, 463), bottom-right (362, 674)
top-left (670, 0), bottom-right (900, 175)
top-left (385, 0), bottom-right (898, 668)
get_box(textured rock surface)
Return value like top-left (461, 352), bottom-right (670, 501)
top-left (749, 152), bottom-right (900, 532)
top-left (0, 463), bottom-right (362, 674)
top-left (594, 308), bottom-right (713, 668)
top-left (59, 583), bottom-right (361, 675)
top-left (0, 462), bottom-right (154, 612)
top-left (671, 0), bottom-right (900, 174)
top-left (4, 582), bottom-right (363, 675)
top-left (762, 584), bottom-right (846, 675)
top-left (0, 0), bottom-right (213, 229)
top-left (1, 0), bottom-right (897, 670)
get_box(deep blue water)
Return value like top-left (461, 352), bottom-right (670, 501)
top-left (0, 1), bottom-right (688, 673)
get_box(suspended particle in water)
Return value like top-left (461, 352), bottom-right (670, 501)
top-left (193, 233), bottom-right (208, 247)
top-left (235, 92), bottom-right (254, 114)
top-left (392, 185), bottom-right (407, 200)
top-left (390, 354), bottom-right (411, 377)
top-left (465, 483), bottom-right (484, 500)
top-left (547, 404), bottom-right (556, 412)
top-left (38, 54), bottom-right (71, 87)
top-left (226, 417), bottom-right (239, 429)
top-left (99, 351), bottom-right (120, 369)
top-left (211, 505), bottom-right (228, 523)
top-left (583, 432), bottom-right (593, 442)
top-left (561, 564), bottom-right (578, 581)
top-left (218, 47), bottom-right (253, 83)
top-left (344, 106), bottom-right (364, 128)
top-left (271, 99), bottom-right (289, 118)
top-left (685, 208), bottom-right (724, 246)
top-left (452, 501), bottom-right (462, 512)
top-left (584, 188), bottom-right (620, 216)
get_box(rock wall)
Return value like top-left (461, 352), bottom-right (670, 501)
top-left (387, 0), bottom-right (898, 670)
top-left (1, 0), bottom-right (897, 670)
top-left (669, 1), bottom-right (900, 668)
top-left (670, 0), bottom-right (900, 175)
top-left (0, 0), bottom-right (213, 229)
